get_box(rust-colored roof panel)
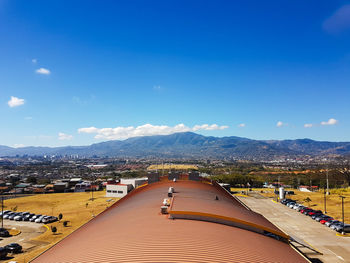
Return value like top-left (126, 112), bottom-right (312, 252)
top-left (31, 180), bottom-right (308, 263)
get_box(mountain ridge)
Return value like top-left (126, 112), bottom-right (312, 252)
top-left (1, 132), bottom-right (350, 160)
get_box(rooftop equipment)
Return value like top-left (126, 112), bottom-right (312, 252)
top-left (160, 206), bottom-right (168, 214)
top-left (168, 187), bottom-right (174, 197)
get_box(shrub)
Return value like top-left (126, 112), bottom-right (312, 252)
top-left (51, 226), bottom-right (57, 234)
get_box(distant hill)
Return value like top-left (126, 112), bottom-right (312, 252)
top-left (1, 132), bottom-right (350, 160)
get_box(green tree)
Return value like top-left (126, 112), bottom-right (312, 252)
top-left (26, 176), bottom-right (37, 184)
top-left (304, 197), bottom-right (312, 207)
top-left (51, 226), bottom-right (57, 235)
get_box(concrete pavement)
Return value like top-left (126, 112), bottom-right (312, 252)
top-left (238, 194), bottom-right (350, 263)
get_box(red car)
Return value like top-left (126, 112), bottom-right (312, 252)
top-left (308, 210), bottom-right (322, 216)
top-left (320, 217), bottom-right (333, 224)
top-left (300, 208), bottom-right (311, 213)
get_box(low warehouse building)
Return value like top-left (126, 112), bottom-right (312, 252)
top-left (106, 183), bottom-right (133, 198)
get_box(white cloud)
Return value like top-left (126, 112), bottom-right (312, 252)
top-left (13, 144), bottom-right (25, 148)
top-left (153, 85), bottom-right (161, 91)
top-left (323, 4), bottom-right (350, 34)
top-left (8, 96), bottom-right (25, 107)
top-left (304, 123), bottom-right (313, 128)
top-left (192, 124), bottom-right (228, 131)
top-left (78, 123), bottom-right (229, 140)
top-left (25, 116), bottom-right (33, 120)
top-left (58, 132), bottom-right (73, 140)
top-left (276, 121), bottom-right (284, 127)
top-left (78, 127), bottom-right (99, 134)
top-left (32, 58), bottom-right (37, 64)
top-left (36, 67), bottom-right (51, 75)
top-left (238, 123), bottom-right (246, 128)
top-left (321, 118), bottom-right (338, 126)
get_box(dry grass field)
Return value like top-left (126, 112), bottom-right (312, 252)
top-left (2, 191), bottom-right (118, 263)
top-left (250, 188), bottom-right (350, 223)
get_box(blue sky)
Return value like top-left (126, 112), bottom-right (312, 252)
top-left (1, 0), bottom-right (350, 147)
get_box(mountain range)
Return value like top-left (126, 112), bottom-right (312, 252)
top-left (1, 132), bottom-right (350, 160)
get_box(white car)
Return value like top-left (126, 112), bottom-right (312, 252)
top-left (293, 204), bottom-right (302, 210)
top-left (287, 202), bottom-right (296, 208)
top-left (14, 215), bottom-right (23, 221)
top-left (35, 215), bottom-right (46, 223)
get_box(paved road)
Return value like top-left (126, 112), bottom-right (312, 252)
top-left (238, 195), bottom-right (350, 263)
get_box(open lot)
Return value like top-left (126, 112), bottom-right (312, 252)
top-left (238, 193), bottom-right (350, 263)
top-left (0, 191), bottom-right (118, 262)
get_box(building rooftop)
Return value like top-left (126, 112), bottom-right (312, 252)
top-left (31, 178), bottom-right (309, 263)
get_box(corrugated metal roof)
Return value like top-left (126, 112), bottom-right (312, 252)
top-left (31, 180), bottom-right (309, 263)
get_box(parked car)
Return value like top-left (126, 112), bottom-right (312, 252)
top-left (330, 222), bottom-right (344, 230)
top-left (30, 214), bottom-right (41, 222)
top-left (281, 199), bottom-right (293, 205)
top-left (308, 210), bottom-right (322, 217)
top-left (296, 205), bottom-right (305, 212)
top-left (300, 208), bottom-right (311, 214)
top-left (287, 202), bottom-right (296, 208)
top-left (9, 213), bottom-right (20, 220)
top-left (316, 215), bottom-right (332, 222)
top-left (41, 216), bottom-right (51, 224)
top-left (303, 209), bottom-right (314, 215)
top-left (326, 220), bottom-right (341, 227)
top-left (14, 215), bottom-right (24, 221)
top-left (320, 217), bottom-right (334, 224)
top-left (0, 247), bottom-right (7, 259)
top-left (42, 216), bottom-right (58, 224)
top-left (293, 204), bottom-right (302, 210)
top-left (3, 212), bottom-right (15, 219)
top-left (14, 212), bottom-right (27, 221)
top-left (290, 203), bottom-right (299, 209)
top-left (35, 215), bottom-right (46, 223)
top-left (0, 210), bottom-right (11, 217)
top-left (286, 202), bottom-right (296, 207)
top-left (341, 224), bottom-right (350, 233)
top-left (282, 199), bottom-right (294, 205)
top-left (333, 223), bottom-right (350, 233)
top-left (23, 213), bottom-right (35, 221)
top-left (0, 228), bottom-right (10, 238)
top-left (4, 243), bottom-right (22, 254)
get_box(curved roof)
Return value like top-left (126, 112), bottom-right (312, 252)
top-left (31, 179), bottom-right (309, 263)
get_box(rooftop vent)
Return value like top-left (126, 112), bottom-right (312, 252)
top-left (168, 187), bottom-right (174, 197)
top-left (163, 198), bottom-right (171, 206)
top-left (161, 206), bottom-right (168, 214)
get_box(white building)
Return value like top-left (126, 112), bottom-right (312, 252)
top-left (105, 178), bottom-right (148, 198)
top-left (106, 183), bottom-right (133, 198)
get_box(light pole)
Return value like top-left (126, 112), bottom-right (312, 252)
top-left (91, 174), bottom-right (94, 201)
top-left (326, 168), bottom-right (329, 195)
top-left (324, 187), bottom-right (327, 214)
top-left (340, 196), bottom-right (346, 233)
top-left (1, 192), bottom-right (3, 229)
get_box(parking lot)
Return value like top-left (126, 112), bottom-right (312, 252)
top-left (0, 220), bottom-right (46, 261)
top-left (238, 194), bottom-right (350, 263)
